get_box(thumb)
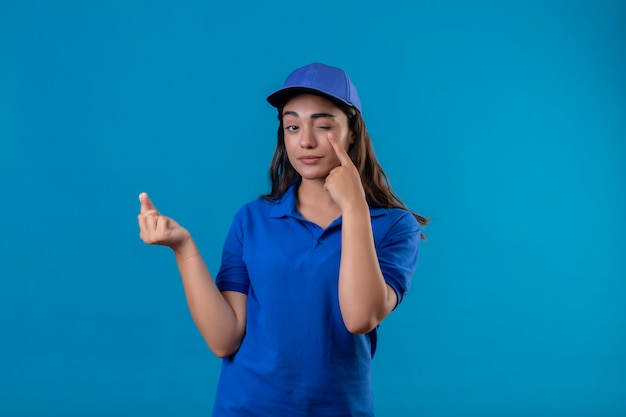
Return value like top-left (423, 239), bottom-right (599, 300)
top-left (139, 192), bottom-right (158, 214)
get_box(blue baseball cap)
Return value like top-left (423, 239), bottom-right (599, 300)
top-left (267, 63), bottom-right (362, 113)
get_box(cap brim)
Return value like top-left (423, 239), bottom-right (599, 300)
top-left (267, 86), bottom-right (350, 110)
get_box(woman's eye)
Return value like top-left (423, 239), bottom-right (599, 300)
top-left (315, 125), bottom-right (331, 130)
top-left (285, 125), bottom-right (299, 132)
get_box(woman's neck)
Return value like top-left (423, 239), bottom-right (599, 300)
top-left (296, 179), bottom-right (342, 228)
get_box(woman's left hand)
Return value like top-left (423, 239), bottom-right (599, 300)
top-left (324, 134), bottom-right (368, 213)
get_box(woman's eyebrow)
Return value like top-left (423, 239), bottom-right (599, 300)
top-left (311, 113), bottom-right (336, 119)
top-left (282, 111), bottom-right (336, 119)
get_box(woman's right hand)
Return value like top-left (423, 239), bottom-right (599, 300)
top-left (137, 192), bottom-right (191, 250)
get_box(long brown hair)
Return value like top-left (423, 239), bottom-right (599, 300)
top-left (262, 96), bottom-right (429, 239)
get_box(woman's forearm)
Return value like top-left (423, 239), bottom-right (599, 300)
top-left (173, 238), bottom-right (246, 358)
top-left (337, 205), bottom-right (397, 334)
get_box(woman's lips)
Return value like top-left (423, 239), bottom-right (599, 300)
top-left (298, 156), bottom-right (322, 164)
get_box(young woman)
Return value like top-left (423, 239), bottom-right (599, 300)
top-left (138, 63), bottom-right (427, 416)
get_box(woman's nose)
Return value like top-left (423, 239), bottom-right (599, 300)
top-left (300, 127), bottom-right (317, 148)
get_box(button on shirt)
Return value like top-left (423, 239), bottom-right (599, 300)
top-left (213, 183), bottom-right (420, 417)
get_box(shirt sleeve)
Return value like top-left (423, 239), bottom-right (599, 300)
top-left (376, 211), bottom-right (421, 306)
top-left (215, 208), bottom-right (250, 294)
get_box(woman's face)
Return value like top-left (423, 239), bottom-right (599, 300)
top-left (282, 94), bottom-right (353, 182)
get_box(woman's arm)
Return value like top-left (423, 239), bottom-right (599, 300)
top-left (172, 240), bottom-right (247, 357)
top-left (324, 137), bottom-right (398, 334)
top-left (138, 193), bottom-right (246, 357)
top-left (337, 206), bottom-right (397, 334)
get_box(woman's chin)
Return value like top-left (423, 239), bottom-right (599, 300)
top-left (295, 167), bottom-right (331, 181)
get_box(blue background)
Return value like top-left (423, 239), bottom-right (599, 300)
top-left (1, 0), bottom-right (624, 416)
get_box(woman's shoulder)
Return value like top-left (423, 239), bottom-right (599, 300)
top-left (371, 207), bottom-right (421, 235)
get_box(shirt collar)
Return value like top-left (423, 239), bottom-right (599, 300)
top-left (269, 182), bottom-right (299, 218)
top-left (270, 181), bottom-right (387, 219)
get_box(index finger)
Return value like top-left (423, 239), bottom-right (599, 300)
top-left (139, 192), bottom-right (158, 214)
top-left (327, 134), bottom-right (352, 166)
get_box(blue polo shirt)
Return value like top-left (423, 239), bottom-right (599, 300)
top-left (213, 183), bottom-right (420, 417)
